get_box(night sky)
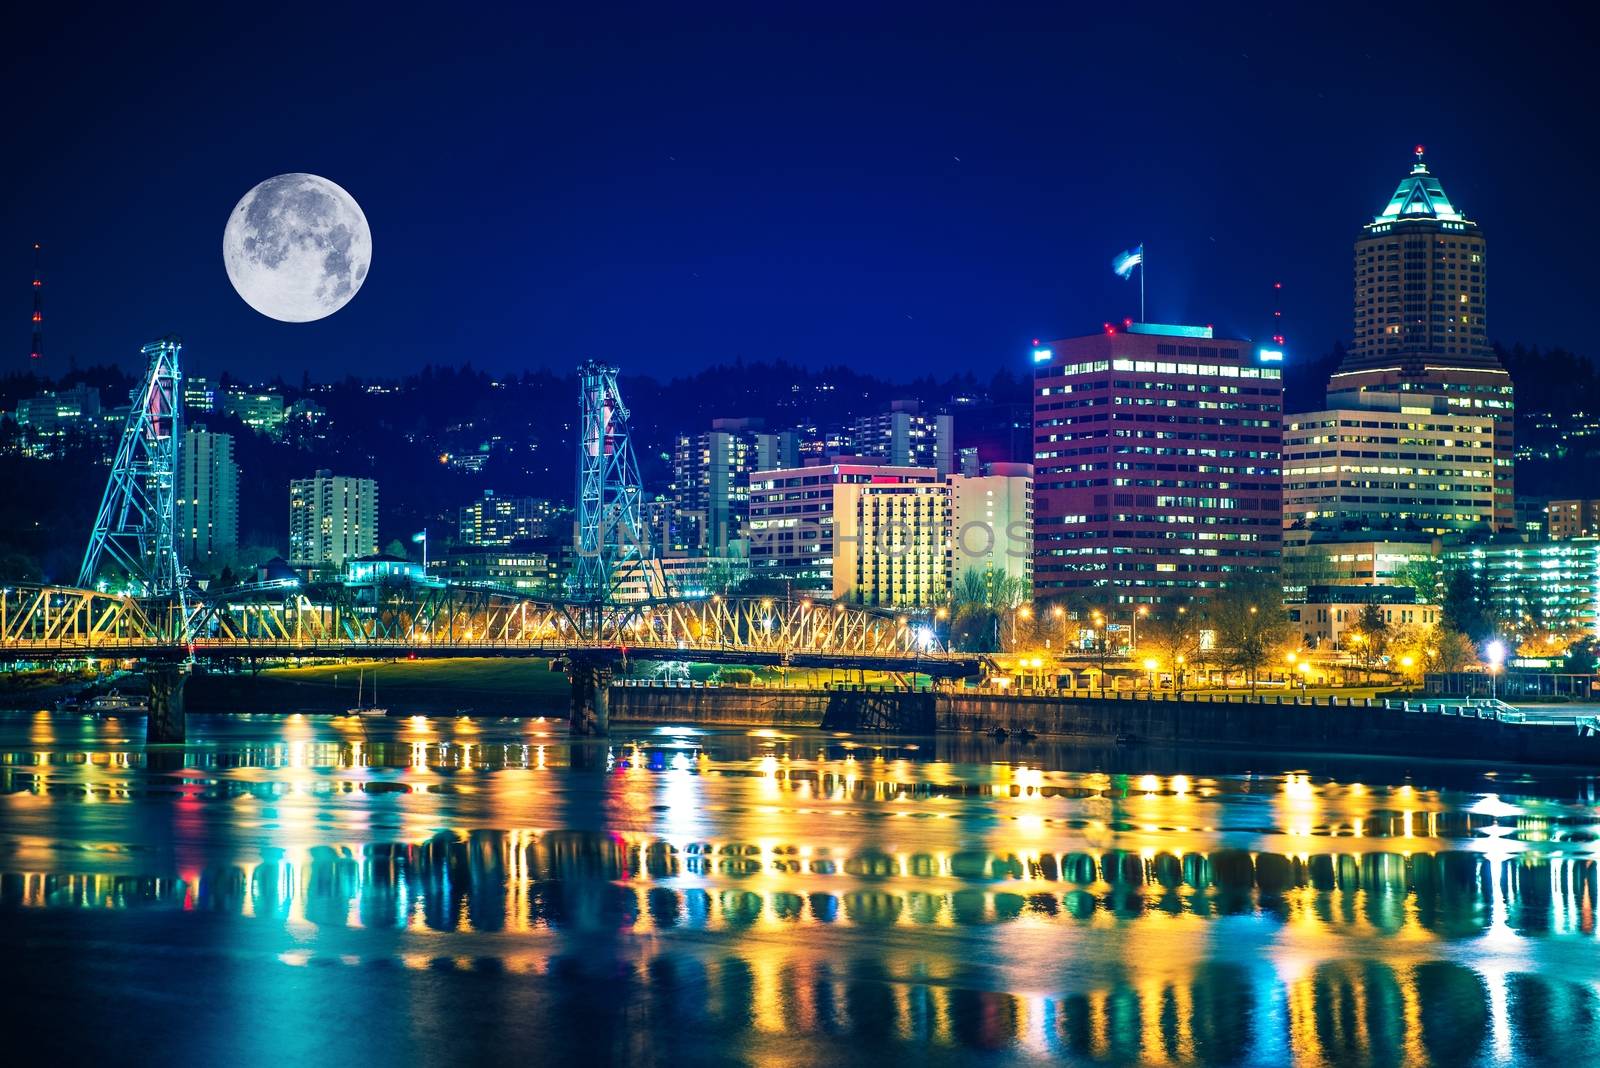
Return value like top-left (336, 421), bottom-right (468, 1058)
top-left (5, 5), bottom-right (1596, 384)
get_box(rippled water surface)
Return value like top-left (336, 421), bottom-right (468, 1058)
top-left (5, 710), bottom-right (1600, 1065)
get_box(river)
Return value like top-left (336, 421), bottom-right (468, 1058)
top-left (3, 710), bottom-right (1599, 1065)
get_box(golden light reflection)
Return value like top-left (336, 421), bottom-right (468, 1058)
top-left (7, 715), bottom-right (1600, 1061)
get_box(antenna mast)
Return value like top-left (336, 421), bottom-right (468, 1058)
top-left (30, 243), bottom-right (42, 364)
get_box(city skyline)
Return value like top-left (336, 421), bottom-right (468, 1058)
top-left (7, 13), bottom-right (1600, 1066)
top-left (5, 9), bottom-right (1598, 383)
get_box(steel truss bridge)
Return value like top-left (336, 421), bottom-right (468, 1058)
top-left (2, 339), bottom-right (983, 740)
top-left (0, 581), bottom-right (967, 676)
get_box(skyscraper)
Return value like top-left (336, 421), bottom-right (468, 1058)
top-left (1331, 147), bottom-right (1514, 528)
top-left (289, 470), bottom-right (378, 568)
top-left (1031, 324), bottom-right (1283, 605)
top-left (177, 428), bottom-right (239, 570)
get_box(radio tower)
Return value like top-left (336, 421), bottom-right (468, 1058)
top-left (1270, 279), bottom-right (1285, 352)
top-left (29, 243), bottom-right (43, 363)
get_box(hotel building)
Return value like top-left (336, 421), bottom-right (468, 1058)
top-left (748, 460), bottom-right (939, 590)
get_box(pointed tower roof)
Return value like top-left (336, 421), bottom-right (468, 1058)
top-left (1374, 145), bottom-right (1466, 223)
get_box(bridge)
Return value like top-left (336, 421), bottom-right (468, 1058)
top-left (1, 341), bottom-right (984, 740)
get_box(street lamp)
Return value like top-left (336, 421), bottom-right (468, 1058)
top-left (1143, 657), bottom-right (1159, 694)
top-left (1091, 610), bottom-right (1108, 690)
top-left (1485, 639), bottom-right (1507, 701)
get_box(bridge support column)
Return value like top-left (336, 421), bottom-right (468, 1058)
top-left (568, 661), bottom-right (611, 736)
top-left (145, 662), bottom-right (189, 744)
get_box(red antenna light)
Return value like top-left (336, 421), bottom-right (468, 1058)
top-left (29, 242), bottom-right (42, 362)
top-left (1414, 144), bottom-right (1425, 160)
top-left (1103, 322), bottom-right (1116, 335)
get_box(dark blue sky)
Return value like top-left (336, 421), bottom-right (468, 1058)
top-left (6, 4), bottom-right (1595, 383)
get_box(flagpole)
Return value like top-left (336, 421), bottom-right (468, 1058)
top-left (1140, 242), bottom-right (1146, 323)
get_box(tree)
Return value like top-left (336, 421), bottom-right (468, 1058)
top-left (1141, 606), bottom-right (1202, 693)
top-left (1210, 578), bottom-right (1291, 693)
top-left (947, 569), bottom-right (1032, 653)
top-left (1566, 638), bottom-right (1599, 675)
top-left (1440, 569), bottom-right (1494, 643)
top-left (1434, 626), bottom-right (1479, 674)
top-left (1392, 558), bottom-right (1442, 602)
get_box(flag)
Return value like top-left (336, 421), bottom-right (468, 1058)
top-left (411, 531), bottom-right (427, 543)
top-left (1112, 245), bottom-right (1143, 279)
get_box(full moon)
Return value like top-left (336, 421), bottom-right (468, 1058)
top-left (222, 173), bottom-right (371, 322)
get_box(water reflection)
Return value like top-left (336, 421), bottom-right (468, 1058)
top-left (4, 712), bottom-right (1600, 1063)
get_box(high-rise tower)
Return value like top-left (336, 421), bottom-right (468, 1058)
top-left (30, 243), bottom-right (43, 363)
top-left (1330, 147), bottom-right (1514, 530)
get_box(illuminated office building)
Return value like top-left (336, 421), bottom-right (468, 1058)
top-left (1283, 389), bottom-right (1496, 535)
top-left (1332, 147), bottom-right (1514, 529)
top-left (748, 459), bottom-right (939, 590)
top-left (1031, 323), bottom-right (1283, 605)
top-left (457, 491), bottom-right (563, 546)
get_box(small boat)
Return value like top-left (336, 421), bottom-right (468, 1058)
top-left (59, 687), bottom-right (148, 715)
top-left (348, 668), bottom-right (388, 718)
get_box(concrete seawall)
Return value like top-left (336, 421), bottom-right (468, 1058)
top-left (938, 691), bottom-right (1600, 764)
top-left (610, 684), bottom-right (1600, 766)
top-left (610, 685), bottom-right (830, 728)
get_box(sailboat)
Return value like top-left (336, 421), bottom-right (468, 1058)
top-left (348, 667), bottom-right (389, 717)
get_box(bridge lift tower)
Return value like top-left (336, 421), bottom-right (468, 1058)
top-left (78, 336), bottom-right (191, 743)
top-left (78, 336), bottom-right (186, 600)
top-left (569, 361), bottom-right (668, 605)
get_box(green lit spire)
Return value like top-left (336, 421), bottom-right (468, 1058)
top-left (1375, 145), bottom-right (1465, 222)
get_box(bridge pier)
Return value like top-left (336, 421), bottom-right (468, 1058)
top-left (145, 662), bottom-right (189, 744)
top-left (568, 660), bottom-right (612, 736)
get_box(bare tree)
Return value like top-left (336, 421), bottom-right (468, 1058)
top-left (1211, 578), bottom-right (1292, 694)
